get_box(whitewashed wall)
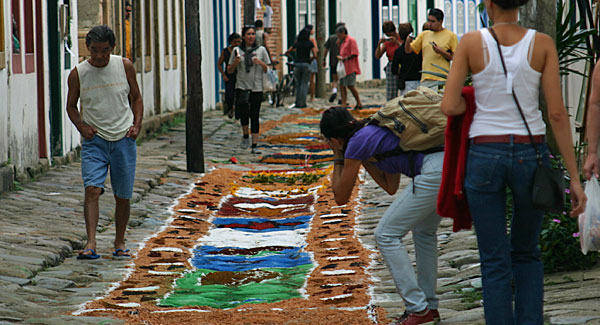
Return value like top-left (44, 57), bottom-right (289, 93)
top-left (62, 1), bottom-right (81, 156)
top-left (6, 0), bottom-right (41, 168)
top-left (337, 0), bottom-right (373, 82)
top-left (0, 0), bottom-right (9, 164)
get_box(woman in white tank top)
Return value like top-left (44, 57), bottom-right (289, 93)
top-left (440, 0), bottom-right (586, 324)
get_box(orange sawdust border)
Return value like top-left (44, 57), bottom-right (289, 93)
top-left (74, 167), bottom-right (389, 324)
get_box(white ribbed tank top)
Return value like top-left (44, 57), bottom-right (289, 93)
top-left (469, 28), bottom-right (546, 138)
top-left (77, 55), bottom-right (133, 141)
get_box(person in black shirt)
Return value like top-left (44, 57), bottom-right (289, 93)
top-left (392, 23), bottom-right (422, 96)
top-left (323, 22), bottom-right (345, 103)
top-left (218, 33), bottom-right (242, 118)
top-left (284, 27), bottom-right (317, 108)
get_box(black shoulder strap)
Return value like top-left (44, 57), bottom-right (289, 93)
top-left (372, 146), bottom-right (444, 162)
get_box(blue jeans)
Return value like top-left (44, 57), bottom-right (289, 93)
top-left (465, 141), bottom-right (549, 325)
top-left (294, 62), bottom-right (310, 108)
top-left (81, 135), bottom-right (137, 199)
top-left (400, 80), bottom-right (420, 96)
top-left (374, 152), bottom-right (443, 313)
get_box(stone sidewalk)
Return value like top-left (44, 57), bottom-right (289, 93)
top-left (0, 87), bottom-right (599, 324)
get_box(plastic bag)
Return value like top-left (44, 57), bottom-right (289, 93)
top-left (579, 176), bottom-right (600, 254)
top-left (263, 69), bottom-right (276, 92)
top-left (336, 61), bottom-right (346, 79)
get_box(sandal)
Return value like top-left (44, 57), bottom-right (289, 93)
top-left (77, 248), bottom-right (101, 260)
top-left (112, 248), bottom-right (132, 259)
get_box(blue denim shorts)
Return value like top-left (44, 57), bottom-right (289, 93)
top-left (81, 135), bottom-right (137, 199)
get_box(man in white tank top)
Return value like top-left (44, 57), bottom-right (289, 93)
top-left (66, 25), bottom-right (144, 260)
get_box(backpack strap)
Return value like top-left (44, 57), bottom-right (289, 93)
top-left (372, 146), bottom-right (444, 162)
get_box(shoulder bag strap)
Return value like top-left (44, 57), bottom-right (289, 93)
top-left (488, 27), bottom-right (543, 164)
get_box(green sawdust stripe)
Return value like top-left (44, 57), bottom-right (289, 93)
top-left (158, 264), bottom-right (313, 309)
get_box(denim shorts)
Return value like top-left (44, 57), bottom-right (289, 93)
top-left (81, 135), bottom-right (137, 199)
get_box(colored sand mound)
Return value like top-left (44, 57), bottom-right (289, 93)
top-left (158, 265), bottom-right (312, 309)
top-left (191, 246), bottom-right (312, 272)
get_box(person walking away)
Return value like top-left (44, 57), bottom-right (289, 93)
top-left (218, 33), bottom-right (242, 119)
top-left (392, 23), bottom-right (422, 96)
top-left (255, 19), bottom-right (269, 48)
top-left (405, 8), bottom-right (458, 89)
top-left (305, 25), bottom-right (319, 103)
top-left (284, 27), bottom-right (317, 109)
top-left (336, 26), bottom-right (363, 109)
top-left (66, 25), bottom-right (143, 260)
top-left (321, 107), bottom-right (443, 324)
top-left (375, 21), bottom-right (402, 100)
top-left (263, 0), bottom-right (273, 34)
top-left (440, 0), bottom-right (586, 323)
top-left (323, 22), bottom-right (345, 103)
top-left (584, 61), bottom-right (600, 180)
top-left (228, 26), bottom-right (271, 154)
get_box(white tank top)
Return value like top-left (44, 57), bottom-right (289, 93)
top-left (469, 29), bottom-right (546, 138)
top-left (77, 55), bottom-right (133, 141)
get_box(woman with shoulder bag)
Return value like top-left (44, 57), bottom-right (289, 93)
top-left (228, 26), bottom-right (271, 154)
top-left (441, 0), bottom-right (586, 323)
top-left (284, 26), bottom-right (317, 109)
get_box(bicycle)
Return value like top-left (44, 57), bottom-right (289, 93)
top-left (275, 54), bottom-right (296, 107)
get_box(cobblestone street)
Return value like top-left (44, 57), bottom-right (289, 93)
top-left (0, 88), bottom-right (600, 324)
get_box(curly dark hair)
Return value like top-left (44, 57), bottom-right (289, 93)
top-left (492, 0), bottom-right (529, 9)
top-left (397, 23), bottom-right (413, 41)
top-left (320, 107), bottom-right (369, 149)
top-left (428, 8), bottom-right (444, 22)
top-left (382, 21), bottom-right (396, 34)
top-left (86, 25), bottom-right (116, 47)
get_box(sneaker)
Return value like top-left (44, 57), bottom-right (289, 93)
top-left (328, 92), bottom-right (337, 103)
top-left (431, 309), bottom-right (440, 323)
top-left (240, 137), bottom-right (250, 149)
top-left (398, 309), bottom-right (435, 325)
top-left (395, 311), bottom-right (409, 323)
top-left (251, 147), bottom-right (262, 154)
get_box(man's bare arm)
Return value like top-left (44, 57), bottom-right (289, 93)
top-left (123, 58), bottom-right (144, 139)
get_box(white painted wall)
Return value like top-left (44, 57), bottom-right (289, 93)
top-left (0, 0), bottom-right (9, 164)
top-left (337, 0), bottom-right (373, 82)
top-left (9, 74), bottom-right (39, 167)
top-left (200, 0), bottom-right (217, 111)
top-left (62, 1), bottom-right (81, 155)
top-left (159, 0), bottom-right (182, 112)
top-left (7, 0), bottom-right (40, 167)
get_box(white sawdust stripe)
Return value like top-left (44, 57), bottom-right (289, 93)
top-left (197, 228), bottom-right (308, 249)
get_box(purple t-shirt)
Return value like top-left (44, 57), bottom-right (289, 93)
top-left (345, 125), bottom-right (424, 177)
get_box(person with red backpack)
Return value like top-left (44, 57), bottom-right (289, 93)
top-left (320, 106), bottom-right (442, 324)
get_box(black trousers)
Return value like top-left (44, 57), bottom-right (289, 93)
top-left (224, 79), bottom-right (236, 112)
top-left (236, 90), bottom-right (263, 133)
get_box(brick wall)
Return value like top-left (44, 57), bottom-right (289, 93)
top-left (241, 1), bottom-right (283, 62)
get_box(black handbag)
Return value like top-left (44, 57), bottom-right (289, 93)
top-left (489, 28), bottom-right (566, 213)
top-left (236, 89), bottom-right (251, 106)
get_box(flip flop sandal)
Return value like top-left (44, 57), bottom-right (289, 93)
top-left (112, 248), bottom-right (131, 259)
top-left (77, 248), bottom-right (101, 260)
